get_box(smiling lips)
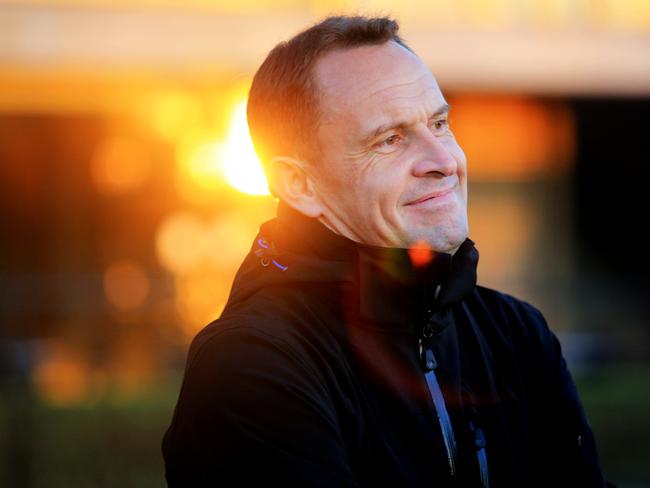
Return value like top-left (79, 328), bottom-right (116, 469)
top-left (406, 186), bottom-right (455, 206)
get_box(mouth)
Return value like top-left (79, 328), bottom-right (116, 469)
top-left (405, 186), bottom-right (456, 206)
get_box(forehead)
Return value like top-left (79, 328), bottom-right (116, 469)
top-left (313, 41), bottom-right (444, 131)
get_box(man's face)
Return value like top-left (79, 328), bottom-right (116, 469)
top-left (307, 41), bottom-right (468, 253)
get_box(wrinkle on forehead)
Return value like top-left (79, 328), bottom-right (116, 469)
top-left (315, 47), bottom-right (442, 125)
top-left (367, 85), bottom-right (443, 121)
top-left (364, 72), bottom-right (437, 101)
top-left (315, 42), bottom-right (430, 101)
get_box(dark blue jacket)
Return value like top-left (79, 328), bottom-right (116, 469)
top-left (163, 201), bottom-right (613, 487)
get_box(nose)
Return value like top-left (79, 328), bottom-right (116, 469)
top-left (411, 125), bottom-right (457, 178)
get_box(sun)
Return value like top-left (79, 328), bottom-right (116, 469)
top-left (222, 99), bottom-right (269, 196)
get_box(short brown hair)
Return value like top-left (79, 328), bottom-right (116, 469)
top-left (246, 15), bottom-right (412, 193)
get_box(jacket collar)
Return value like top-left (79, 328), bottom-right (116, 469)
top-left (268, 201), bottom-right (479, 334)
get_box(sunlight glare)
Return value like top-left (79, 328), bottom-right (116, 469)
top-left (223, 100), bottom-right (269, 196)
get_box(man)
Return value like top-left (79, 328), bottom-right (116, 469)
top-left (163, 15), bottom-right (613, 487)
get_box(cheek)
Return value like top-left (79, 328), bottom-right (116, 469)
top-left (365, 161), bottom-right (407, 205)
top-left (314, 162), bottom-right (353, 199)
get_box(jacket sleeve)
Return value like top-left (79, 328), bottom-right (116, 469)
top-left (162, 324), bottom-right (359, 487)
top-left (524, 303), bottom-right (614, 488)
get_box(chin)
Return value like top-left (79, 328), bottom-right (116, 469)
top-left (406, 222), bottom-right (468, 254)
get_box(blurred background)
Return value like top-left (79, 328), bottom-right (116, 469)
top-left (0, 0), bottom-right (648, 486)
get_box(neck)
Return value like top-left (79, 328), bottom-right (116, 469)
top-left (272, 201), bottom-right (480, 333)
top-left (315, 207), bottom-right (463, 256)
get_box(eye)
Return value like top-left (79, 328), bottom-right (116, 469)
top-left (383, 134), bottom-right (401, 146)
top-left (374, 133), bottom-right (402, 150)
top-left (431, 117), bottom-right (450, 135)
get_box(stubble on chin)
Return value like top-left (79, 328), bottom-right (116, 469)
top-left (403, 215), bottom-right (468, 254)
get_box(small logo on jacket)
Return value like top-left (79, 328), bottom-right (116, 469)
top-left (255, 237), bottom-right (288, 271)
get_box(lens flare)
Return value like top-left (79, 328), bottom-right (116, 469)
top-left (408, 239), bottom-right (434, 268)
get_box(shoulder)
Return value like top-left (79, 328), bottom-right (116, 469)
top-left (172, 314), bottom-right (338, 428)
top-left (473, 285), bottom-right (548, 326)
top-left (184, 312), bottom-right (317, 382)
top-left (193, 281), bottom-right (339, 369)
top-left (464, 286), bottom-right (574, 398)
top-left (163, 315), bottom-right (353, 486)
top-left (184, 286), bottom-right (340, 386)
top-left (468, 285), bottom-right (558, 358)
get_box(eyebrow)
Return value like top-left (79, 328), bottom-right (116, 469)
top-left (361, 103), bottom-right (451, 146)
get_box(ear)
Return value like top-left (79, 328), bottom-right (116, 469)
top-left (267, 156), bottom-right (323, 218)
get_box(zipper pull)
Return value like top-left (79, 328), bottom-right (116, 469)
top-left (468, 418), bottom-right (490, 488)
top-left (418, 337), bottom-right (438, 371)
top-left (422, 346), bottom-right (437, 371)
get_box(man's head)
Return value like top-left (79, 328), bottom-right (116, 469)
top-left (247, 16), bottom-right (468, 254)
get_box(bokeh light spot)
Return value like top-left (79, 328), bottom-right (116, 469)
top-left (32, 342), bottom-right (90, 406)
top-left (103, 260), bottom-right (150, 311)
top-left (91, 136), bottom-right (151, 195)
top-left (156, 212), bottom-right (205, 274)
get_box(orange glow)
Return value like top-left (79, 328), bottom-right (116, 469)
top-left (175, 135), bottom-right (226, 205)
top-left (151, 92), bottom-right (203, 142)
top-left (468, 190), bottom-right (534, 292)
top-left (107, 332), bottom-right (157, 400)
top-left (175, 127), bottom-right (229, 195)
top-left (173, 97), bottom-right (269, 200)
top-left (155, 209), bottom-right (260, 337)
top-left (203, 214), bottom-right (258, 270)
top-left (408, 239), bottom-right (434, 267)
top-left (222, 99), bottom-right (269, 195)
top-left (91, 136), bottom-right (151, 195)
top-left (103, 260), bottom-right (150, 311)
top-left (32, 341), bottom-right (90, 406)
top-left (155, 211), bottom-right (205, 274)
top-left (156, 210), bottom-right (258, 274)
top-left (187, 141), bottom-right (227, 189)
top-left (174, 271), bottom-right (231, 338)
top-left (450, 95), bottom-right (574, 181)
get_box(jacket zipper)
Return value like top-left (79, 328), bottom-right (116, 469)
top-left (420, 281), bottom-right (489, 487)
top-left (419, 335), bottom-right (458, 480)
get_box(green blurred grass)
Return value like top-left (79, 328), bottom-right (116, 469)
top-left (0, 364), bottom-right (648, 487)
top-left (0, 374), bottom-right (181, 488)
top-left (576, 363), bottom-right (650, 488)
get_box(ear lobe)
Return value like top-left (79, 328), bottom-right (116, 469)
top-left (268, 156), bottom-right (322, 218)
